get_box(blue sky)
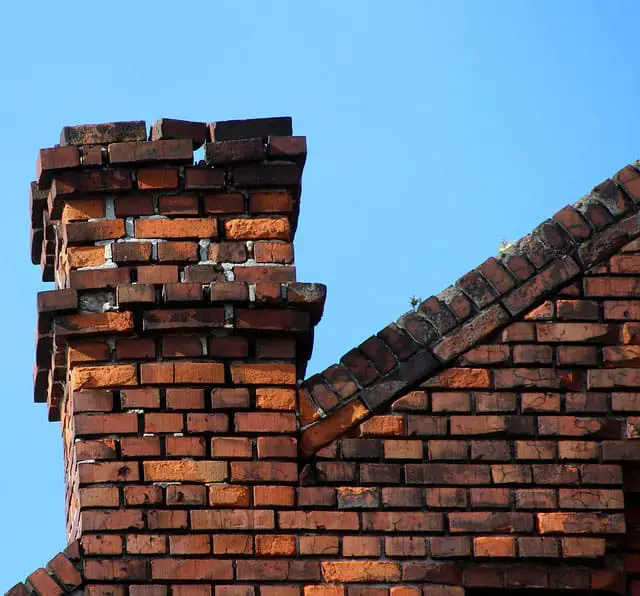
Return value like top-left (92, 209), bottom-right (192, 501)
top-left (1, 0), bottom-right (639, 585)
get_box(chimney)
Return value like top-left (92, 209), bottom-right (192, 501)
top-left (31, 117), bottom-right (325, 586)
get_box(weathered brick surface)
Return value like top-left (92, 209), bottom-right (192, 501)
top-left (18, 119), bottom-right (640, 594)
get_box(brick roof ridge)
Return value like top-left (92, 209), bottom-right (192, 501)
top-left (298, 161), bottom-right (640, 457)
top-left (5, 541), bottom-right (83, 596)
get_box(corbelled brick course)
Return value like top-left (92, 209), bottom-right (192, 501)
top-left (11, 116), bottom-right (640, 594)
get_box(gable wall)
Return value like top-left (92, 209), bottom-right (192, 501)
top-left (298, 241), bottom-right (640, 594)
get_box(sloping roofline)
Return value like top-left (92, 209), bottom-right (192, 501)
top-left (299, 161), bottom-right (640, 457)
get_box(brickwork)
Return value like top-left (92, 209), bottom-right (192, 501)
top-left (10, 117), bottom-right (640, 594)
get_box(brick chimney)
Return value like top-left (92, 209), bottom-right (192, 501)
top-left (31, 117), bottom-right (325, 586)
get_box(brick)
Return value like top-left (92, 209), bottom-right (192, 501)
top-left (517, 536), bottom-right (559, 557)
top-left (515, 488), bottom-right (557, 509)
top-left (165, 436), bottom-right (206, 457)
top-left (208, 242), bottom-right (247, 262)
top-left (137, 167), bottom-right (179, 189)
top-left (150, 559), bottom-right (233, 581)
top-left (157, 241), bottom-right (199, 262)
top-left (384, 439), bottom-right (423, 459)
top-left (362, 512), bottom-right (444, 532)
top-left (210, 117), bottom-right (292, 141)
top-left (473, 536), bottom-right (516, 557)
top-left (145, 412), bottom-right (183, 433)
top-left (385, 536), bottom-right (427, 557)
top-left (63, 221), bottom-right (126, 246)
top-left (62, 198), bottom-right (105, 223)
top-left (448, 512), bottom-right (533, 533)
top-left (71, 364), bottom-right (137, 390)
top-left (429, 537), bottom-right (471, 558)
top-left (166, 485), bottom-right (206, 506)
top-left (257, 436), bottom-right (297, 459)
top-left (162, 336), bottom-right (202, 358)
top-left (209, 336), bottom-right (249, 358)
top-left (108, 139), bottom-right (192, 164)
top-left (111, 242), bottom-right (152, 263)
top-left (81, 535), bottom-right (122, 555)
top-left (78, 461), bottom-right (139, 483)
top-left (80, 509), bottom-right (144, 531)
top-left (116, 338), bottom-right (155, 360)
top-left (562, 537), bottom-right (606, 557)
top-left (55, 312), bottom-right (133, 336)
top-left (254, 241), bottom-right (294, 263)
top-left (187, 413), bottom-right (229, 433)
top-left (143, 308), bottom-right (224, 331)
top-left (537, 322), bottom-right (616, 343)
top-left (69, 268), bottom-right (131, 289)
top-left (203, 193), bottom-right (245, 214)
top-left (321, 561), bottom-right (401, 583)
top-left (503, 257), bottom-right (580, 315)
top-left (68, 341), bottom-right (110, 364)
top-left (52, 170), bottom-right (132, 201)
top-left (150, 118), bottom-right (208, 148)
top-left (255, 534), bottom-right (296, 556)
top-left (231, 363), bottom-right (296, 385)
top-left (225, 217), bottom-right (290, 240)
top-left (184, 167), bottom-right (225, 189)
top-left (254, 485), bottom-right (295, 507)
top-left (206, 138), bottom-right (264, 164)
top-left (209, 484), bottom-right (250, 507)
top-left (143, 460), bottom-right (227, 482)
top-left (158, 195), bottom-right (199, 215)
top-left (589, 368), bottom-right (640, 388)
top-left (211, 387), bottom-right (251, 409)
top-left (470, 487), bottom-right (510, 508)
top-left (191, 509), bottom-right (275, 530)
top-left (494, 368), bottom-right (579, 390)
top-left (429, 440), bottom-right (468, 460)
top-left (211, 535), bottom-right (253, 556)
top-left (279, 511), bottom-right (359, 530)
top-left (114, 195), bottom-right (154, 216)
top-left (37, 145), bottom-right (81, 186)
top-left (299, 535), bottom-right (339, 556)
top-left (235, 309), bottom-right (308, 332)
top-left (121, 436), bottom-right (161, 457)
top-left (135, 218), bottom-right (217, 239)
top-left (231, 461), bottom-right (298, 482)
top-left (343, 536), bottom-right (380, 557)
top-left (423, 368), bottom-right (490, 389)
top-left (124, 485), bottom-right (162, 506)
top-left (121, 388), bottom-right (160, 408)
top-left (537, 512), bottom-right (625, 534)
top-left (61, 121), bottom-right (146, 146)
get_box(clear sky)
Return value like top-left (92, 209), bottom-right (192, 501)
top-left (1, 0), bottom-right (639, 585)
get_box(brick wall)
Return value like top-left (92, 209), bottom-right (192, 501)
top-left (10, 119), bottom-right (640, 595)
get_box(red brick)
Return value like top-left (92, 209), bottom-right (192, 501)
top-left (120, 436), bottom-right (161, 457)
top-left (137, 167), bottom-right (179, 189)
top-left (448, 512), bottom-right (533, 533)
top-left (211, 387), bottom-right (251, 409)
top-left (157, 241), bottom-right (199, 262)
top-left (165, 436), bottom-right (206, 457)
top-left (537, 512), bottom-right (625, 534)
top-left (211, 437), bottom-right (252, 459)
top-left (124, 485), bottom-right (162, 506)
top-left (162, 336), bottom-right (203, 358)
top-left (473, 536), bottom-right (516, 557)
top-left (208, 335), bottom-right (249, 359)
top-left (111, 241), bottom-right (152, 263)
top-left (116, 338), bottom-right (155, 360)
top-left (150, 118), bottom-right (207, 148)
top-left (114, 195), bottom-right (154, 216)
top-left (135, 218), bottom-right (217, 239)
top-left (121, 388), bottom-right (160, 409)
top-left (209, 484), bottom-right (250, 507)
top-left (254, 485), bottom-right (295, 507)
top-left (203, 193), bottom-right (245, 214)
top-left (166, 484), bottom-right (206, 505)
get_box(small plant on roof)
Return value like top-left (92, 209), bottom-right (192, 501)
top-left (498, 239), bottom-right (515, 255)
top-left (409, 295), bottom-right (422, 311)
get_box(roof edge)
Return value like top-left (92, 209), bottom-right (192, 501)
top-left (4, 541), bottom-right (82, 596)
top-left (299, 162), bottom-right (640, 458)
